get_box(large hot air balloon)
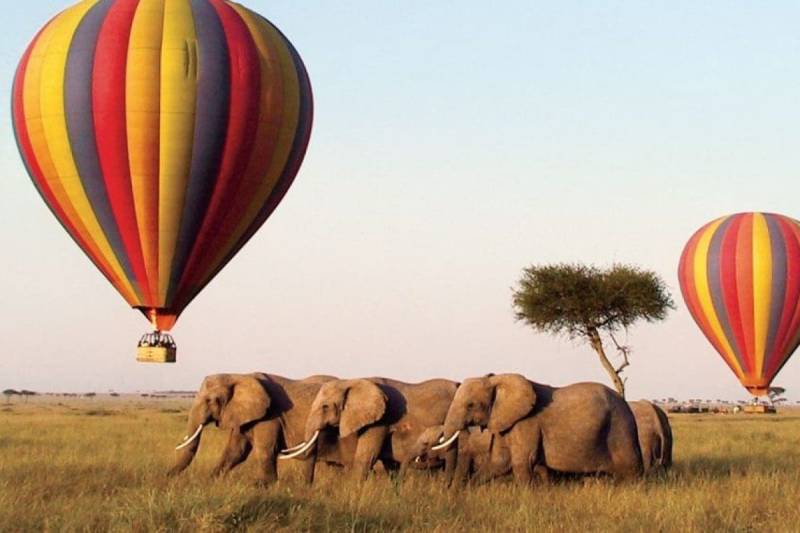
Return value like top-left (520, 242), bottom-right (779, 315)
top-left (678, 212), bottom-right (800, 396)
top-left (12, 0), bottom-right (313, 362)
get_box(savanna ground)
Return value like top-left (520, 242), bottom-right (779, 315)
top-left (1, 396), bottom-right (799, 532)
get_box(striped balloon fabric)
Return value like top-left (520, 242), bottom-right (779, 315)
top-left (678, 213), bottom-right (800, 396)
top-left (12, 0), bottom-right (313, 331)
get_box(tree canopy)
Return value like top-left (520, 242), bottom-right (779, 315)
top-left (512, 263), bottom-right (673, 337)
top-left (512, 263), bottom-right (674, 397)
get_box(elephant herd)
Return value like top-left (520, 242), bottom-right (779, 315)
top-left (169, 373), bottom-right (672, 487)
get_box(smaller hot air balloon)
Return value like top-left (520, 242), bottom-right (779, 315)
top-left (678, 212), bottom-right (800, 396)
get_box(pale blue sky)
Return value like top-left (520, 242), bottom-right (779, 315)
top-left (1, 1), bottom-right (799, 400)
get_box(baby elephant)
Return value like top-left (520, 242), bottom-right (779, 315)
top-left (628, 400), bottom-right (673, 472)
top-left (412, 425), bottom-right (511, 486)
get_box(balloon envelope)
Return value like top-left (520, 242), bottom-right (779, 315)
top-left (12, 0), bottom-right (313, 330)
top-left (678, 212), bottom-right (800, 396)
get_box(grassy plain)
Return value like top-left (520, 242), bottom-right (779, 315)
top-left (1, 396), bottom-right (799, 532)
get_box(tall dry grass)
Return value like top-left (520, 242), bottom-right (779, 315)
top-left (1, 399), bottom-right (799, 532)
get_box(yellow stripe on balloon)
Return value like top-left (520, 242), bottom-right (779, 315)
top-left (693, 217), bottom-right (745, 379)
top-left (158, 0), bottom-right (197, 304)
top-left (200, 5), bottom-right (301, 280)
top-left (127, 0), bottom-right (165, 307)
top-left (751, 213), bottom-right (772, 379)
top-left (28, 0), bottom-right (139, 305)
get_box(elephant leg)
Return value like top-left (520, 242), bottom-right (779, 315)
top-left (251, 422), bottom-right (279, 485)
top-left (509, 430), bottom-right (536, 486)
top-left (511, 457), bottom-right (533, 485)
top-left (452, 452), bottom-right (475, 487)
top-left (352, 426), bottom-right (387, 480)
top-left (212, 429), bottom-right (251, 477)
top-left (608, 416), bottom-right (644, 480)
top-left (396, 460), bottom-right (411, 481)
top-left (533, 464), bottom-right (550, 484)
top-left (300, 456), bottom-right (317, 485)
top-left (443, 446), bottom-right (460, 486)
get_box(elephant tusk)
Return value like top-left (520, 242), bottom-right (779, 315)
top-left (278, 431), bottom-right (319, 460)
top-left (280, 441), bottom-right (308, 454)
top-left (431, 430), bottom-right (460, 451)
top-left (414, 456), bottom-right (422, 463)
top-left (175, 424), bottom-right (204, 450)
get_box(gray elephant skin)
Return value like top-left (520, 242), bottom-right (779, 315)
top-left (436, 374), bottom-right (644, 485)
top-left (168, 373), bottom-right (336, 484)
top-left (628, 400), bottom-right (673, 472)
top-left (297, 377), bottom-right (459, 480)
top-left (412, 425), bottom-right (511, 486)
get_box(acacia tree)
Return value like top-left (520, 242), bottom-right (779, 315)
top-left (3, 389), bottom-right (19, 404)
top-left (512, 263), bottom-right (674, 398)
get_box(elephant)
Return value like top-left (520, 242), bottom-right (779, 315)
top-left (411, 425), bottom-right (511, 486)
top-left (433, 374), bottom-right (644, 485)
top-left (168, 373), bottom-right (337, 484)
top-left (628, 400), bottom-right (673, 472)
top-left (288, 377), bottom-right (459, 480)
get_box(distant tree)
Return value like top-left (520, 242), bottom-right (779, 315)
top-left (3, 389), bottom-right (19, 404)
top-left (84, 392), bottom-right (96, 398)
top-left (512, 263), bottom-right (674, 398)
top-left (767, 387), bottom-right (787, 405)
top-left (110, 392), bottom-right (120, 398)
top-left (20, 390), bottom-right (37, 403)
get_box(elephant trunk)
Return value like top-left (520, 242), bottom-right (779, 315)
top-left (440, 405), bottom-right (468, 444)
top-left (168, 402), bottom-right (210, 476)
top-left (304, 410), bottom-right (326, 443)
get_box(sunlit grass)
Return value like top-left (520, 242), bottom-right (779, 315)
top-left (1, 400), bottom-right (798, 531)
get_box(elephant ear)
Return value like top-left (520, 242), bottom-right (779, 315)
top-left (220, 375), bottom-right (271, 430)
top-left (487, 374), bottom-right (536, 433)
top-left (340, 380), bottom-right (387, 438)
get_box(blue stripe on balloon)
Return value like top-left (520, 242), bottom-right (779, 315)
top-left (65, 0), bottom-right (143, 302)
top-left (707, 216), bottom-right (747, 372)
top-left (173, 14), bottom-right (314, 312)
top-left (764, 214), bottom-right (788, 372)
top-left (166, 0), bottom-right (231, 304)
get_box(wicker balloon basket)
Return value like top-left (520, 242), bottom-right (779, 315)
top-left (136, 332), bottom-right (177, 363)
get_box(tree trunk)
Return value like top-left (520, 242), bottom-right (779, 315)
top-left (588, 328), bottom-right (626, 398)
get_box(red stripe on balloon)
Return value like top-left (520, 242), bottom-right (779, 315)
top-left (176, 0), bottom-right (262, 295)
top-left (92, 0), bottom-right (153, 305)
top-left (769, 218), bottom-right (800, 377)
top-left (174, 10), bottom-right (288, 310)
top-left (719, 215), bottom-right (749, 373)
top-left (13, 26), bottom-right (123, 291)
top-left (173, 21), bottom-right (314, 312)
top-left (734, 214), bottom-right (755, 373)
